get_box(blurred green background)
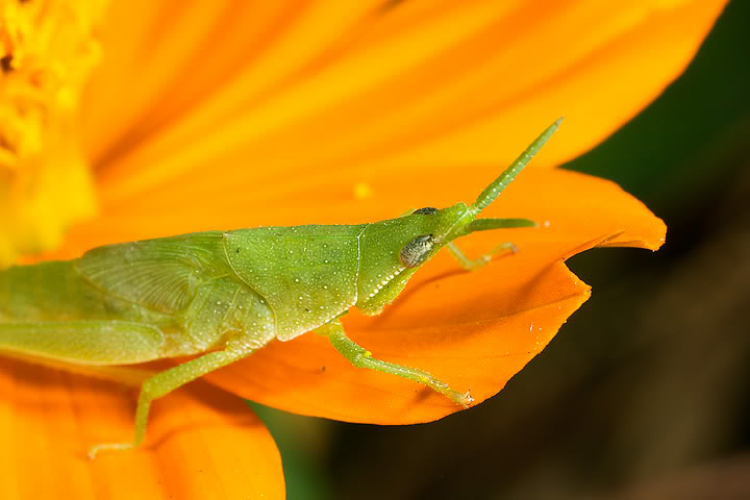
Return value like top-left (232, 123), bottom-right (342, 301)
top-left (252, 1), bottom-right (750, 498)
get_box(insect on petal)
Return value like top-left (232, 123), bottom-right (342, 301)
top-left (203, 168), bottom-right (665, 424)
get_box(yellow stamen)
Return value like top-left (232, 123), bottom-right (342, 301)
top-left (0, 0), bottom-right (105, 266)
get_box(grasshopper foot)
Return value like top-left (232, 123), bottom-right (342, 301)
top-left (453, 390), bottom-right (474, 409)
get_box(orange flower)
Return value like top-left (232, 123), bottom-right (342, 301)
top-left (0, 1), bottom-right (727, 497)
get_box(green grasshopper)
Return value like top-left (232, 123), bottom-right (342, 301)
top-left (0, 119), bottom-right (561, 457)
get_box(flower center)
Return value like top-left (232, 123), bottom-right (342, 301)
top-left (0, 0), bottom-right (105, 265)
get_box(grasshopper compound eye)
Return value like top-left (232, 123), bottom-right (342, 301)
top-left (400, 234), bottom-right (434, 268)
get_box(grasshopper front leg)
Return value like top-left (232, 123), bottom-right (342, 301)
top-left (447, 241), bottom-right (517, 270)
top-left (317, 320), bottom-right (473, 407)
top-left (89, 347), bottom-right (254, 459)
top-left (446, 217), bottom-right (537, 270)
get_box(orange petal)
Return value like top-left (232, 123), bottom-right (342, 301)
top-left (0, 359), bottom-right (284, 499)
top-left (191, 168), bottom-right (661, 424)
top-left (82, 1), bottom-right (383, 169)
top-left (86, 0), bottom-right (727, 207)
top-left (51, 150), bottom-right (662, 425)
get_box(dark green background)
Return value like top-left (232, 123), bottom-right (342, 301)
top-left (253, 2), bottom-right (750, 498)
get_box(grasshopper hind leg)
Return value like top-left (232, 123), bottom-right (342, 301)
top-left (89, 280), bottom-right (276, 458)
top-left (88, 347), bottom-right (254, 459)
top-left (317, 321), bottom-right (473, 407)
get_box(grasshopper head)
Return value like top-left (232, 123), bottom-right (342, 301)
top-left (355, 118), bottom-right (562, 315)
top-left (402, 117), bottom-right (563, 264)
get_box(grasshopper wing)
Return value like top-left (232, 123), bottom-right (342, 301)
top-left (75, 232), bottom-right (230, 314)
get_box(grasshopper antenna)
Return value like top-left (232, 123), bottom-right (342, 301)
top-left (470, 118), bottom-right (563, 217)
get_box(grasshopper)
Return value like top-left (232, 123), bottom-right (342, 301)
top-left (0, 119), bottom-right (562, 457)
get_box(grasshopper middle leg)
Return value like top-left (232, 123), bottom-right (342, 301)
top-left (317, 320), bottom-right (472, 407)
